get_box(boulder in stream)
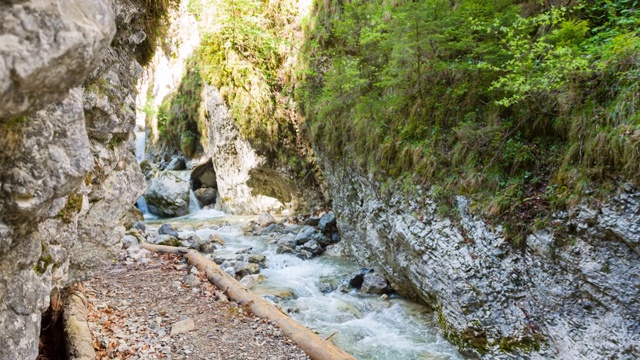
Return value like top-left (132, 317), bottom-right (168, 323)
top-left (208, 234), bottom-right (225, 245)
top-left (199, 242), bottom-right (217, 254)
top-left (234, 262), bottom-right (260, 278)
top-left (144, 172), bottom-right (191, 217)
top-left (258, 213), bottom-right (277, 227)
top-left (194, 187), bottom-right (217, 206)
top-left (361, 273), bottom-right (392, 294)
top-left (318, 211), bottom-right (337, 232)
top-left (178, 232), bottom-right (202, 248)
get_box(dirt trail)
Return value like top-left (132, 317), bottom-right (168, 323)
top-left (84, 250), bottom-right (309, 360)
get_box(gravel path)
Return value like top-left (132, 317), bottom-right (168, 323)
top-left (84, 248), bottom-right (310, 360)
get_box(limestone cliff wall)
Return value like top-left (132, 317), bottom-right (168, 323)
top-left (0, 1), bottom-right (147, 358)
top-left (322, 160), bottom-right (639, 359)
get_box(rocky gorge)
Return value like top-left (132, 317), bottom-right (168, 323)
top-left (0, 0), bottom-right (639, 359)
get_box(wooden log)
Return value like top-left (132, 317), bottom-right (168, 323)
top-left (141, 243), bottom-right (356, 360)
top-left (63, 283), bottom-right (96, 360)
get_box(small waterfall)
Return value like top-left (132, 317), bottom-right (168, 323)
top-left (135, 131), bottom-right (145, 162)
top-left (188, 189), bottom-right (201, 213)
top-left (136, 195), bottom-right (149, 214)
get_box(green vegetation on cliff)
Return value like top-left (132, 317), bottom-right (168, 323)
top-left (157, 57), bottom-right (206, 157)
top-left (191, 0), bottom-right (321, 183)
top-left (298, 0), bottom-right (639, 244)
top-left (138, 0), bottom-right (180, 65)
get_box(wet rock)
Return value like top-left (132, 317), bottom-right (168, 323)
top-left (242, 221), bottom-right (258, 235)
top-left (277, 234), bottom-right (296, 247)
top-left (295, 226), bottom-right (330, 246)
top-left (199, 243), bottom-right (216, 254)
top-left (234, 262), bottom-right (260, 278)
top-left (165, 157), bottom-right (186, 171)
top-left (194, 187), bottom-right (217, 206)
top-left (297, 249), bottom-right (315, 260)
top-left (258, 223), bottom-right (285, 235)
top-left (208, 234), bottom-right (225, 245)
top-left (361, 273), bottom-right (391, 294)
top-left (277, 243), bottom-right (295, 254)
top-left (300, 240), bottom-right (323, 256)
top-left (158, 224), bottom-right (179, 238)
top-left (236, 247), bottom-right (253, 254)
top-left (258, 213), bottom-right (277, 227)
top-left (318, 211), bottom-right (336, 232)
top-left (348, 268), bottom-right (374, 289)
top-left (247, 255), bottom-right (267, 268)
top-left (295, 226), bottom-right (316, 245)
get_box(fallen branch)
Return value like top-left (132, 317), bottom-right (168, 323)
top-left (63, 283), bottom-right (96, 360)
top-left (141, 243), bottom-right (356, 360)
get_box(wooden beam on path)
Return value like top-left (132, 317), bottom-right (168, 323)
top-left (63, 283), bottom-right (96, 360)
top-left (140, 243), bottom-right (356, 360)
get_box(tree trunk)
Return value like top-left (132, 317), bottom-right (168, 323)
top-left (63, 283), bottom-right (96, 360)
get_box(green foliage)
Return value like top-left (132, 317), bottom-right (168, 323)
top-left (196, 0), bottom-right (295, 154)
top-left (476, 6), bottom-right (592, 106)
top-left (55, 193), bottom-right (83, 224)
top-left (187, 0), bottom-right (203, 21)
top-left (138, 0), bottom-right (180, 65)
top-left (157, 57), bottom-right (205, 157)
top-left (195, 0), bottom-right (323, 191)
top-left (299, 0), bottom-right (640, 246)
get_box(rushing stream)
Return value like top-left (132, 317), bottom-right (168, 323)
top-left (143, 209), bottom-right (463, 360)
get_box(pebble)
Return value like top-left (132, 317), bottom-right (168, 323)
top-left (170, 318), bottom-right (195, 336)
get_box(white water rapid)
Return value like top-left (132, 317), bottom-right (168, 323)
top-left (148, 211), bottom-right (463, 360)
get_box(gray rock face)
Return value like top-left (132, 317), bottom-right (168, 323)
top-left (204, 85), bottom-right (287, 214)
top-left (323, 162), bottom-right (640, 359)
top-left (0, 0), bottom-right (116, 121)
top-left (0, 88), bottom-right (93, 217)
top-left (0, 1), bottom-right (148, 358)
top-left (144, 172), bottom-right (191, 217)
top-left (191, 159), bottom-right (217, 189)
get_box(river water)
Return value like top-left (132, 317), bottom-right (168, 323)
top-left (144, 209), bottom-right (463, 360)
